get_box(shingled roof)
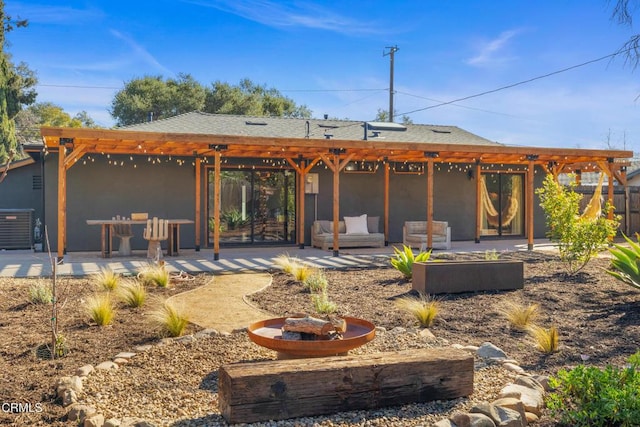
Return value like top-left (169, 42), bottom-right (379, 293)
top-left (122, 111), bottom-right (501, 146)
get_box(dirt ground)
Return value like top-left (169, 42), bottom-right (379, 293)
top-left (1, 251), bottom-right (639, 426)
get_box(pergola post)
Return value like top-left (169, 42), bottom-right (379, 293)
top-left (424, 153), bottom-right (438, 249)
top-left (475, 161), bottom-right (482, 243)
top-left (526, 155), bottom-right (537, 251)
top-left (213, 151), bottom-right (221, 261)
top-left (607, 158), bottom-right (615, 222)
top-left (195, 157), bottom-right (201, 251)
top-left (298, 161), bottom-right (306, 248)
top-left (57, 141), bottom-right (67, 260)
top-left (384, 160), bottom-right (390, 246)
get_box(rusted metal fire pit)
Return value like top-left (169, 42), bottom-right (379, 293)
top-left (247, 316), bottom-right (376, 358)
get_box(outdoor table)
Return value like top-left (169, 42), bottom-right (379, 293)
top-left (86, 219), bottom-right (194, 258)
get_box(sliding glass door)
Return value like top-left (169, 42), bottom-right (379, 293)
top-left (480, 173), bottom-right (524, 237)
top-left (207, 169), bottom-right (295, 245)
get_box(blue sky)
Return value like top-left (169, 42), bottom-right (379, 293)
top-left (6, 1), bottom-right (640, 152)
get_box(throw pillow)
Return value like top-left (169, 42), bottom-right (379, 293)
top-left (344, 214), bottom-right (369, 234)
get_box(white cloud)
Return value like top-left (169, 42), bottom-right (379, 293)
top-left (109, 30), bottom-right (173, 76)
top-left (6, 3), bottom-right (104, 24)
top-left (181, 0), bottom-right (381, 35)
top-left (467, 29), bottom-right (523, 67)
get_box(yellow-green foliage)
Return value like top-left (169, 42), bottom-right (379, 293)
top-left (485, 249), bottom-right (500, 260)
top-left (118, 279), bottom-right (147, 308)
top-left (86, 294), bottom-right (115, 326)
top-left (150, 299), bottom-right (190, 337)
top-left (390, 245), bottom-right (432, 279)
top-left (292, 263), bottom-right (313, 282)
top-left (92, 267), bottom-right (120, 292)
top-left (303, 269), bottom-right (328, 293)
top-left (528, 325), bottom-right (559, 353)
top-left (499, 301), bottom-right (540, 331)
top-left (311, 291), bottom-right (337, 314)
top-left (273, 253), bottom-right (303, 275)
top-left (395, 293), bottom-right (439, 327)
top-left (28, 281), bottom-right (52, 304)
top-left (137, 263), bottom-right (170, 287)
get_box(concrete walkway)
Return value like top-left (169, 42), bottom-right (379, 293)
top-left (0, 239), bottom-right (557, 278)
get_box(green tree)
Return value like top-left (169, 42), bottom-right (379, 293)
top-left (374, 108), bottom-right (413, 125)
top-left (110, 73), bottom-right (206, 126)
top-left (15, 102), bottom-right (99, 143)
top-left (204, 78), bottom-right (311, 118)
top-left (0, 1), bottom-right (36, 163)
top-left (536, 173), bottom-right (619, 275)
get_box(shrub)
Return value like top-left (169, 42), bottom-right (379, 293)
top-left (85, 294), bottom-right (115, 326)
top-left (606, 233), bottom-right (640, 290)
top-left (499, 300), bottom-right (539, 331)
top-left (150, 299), bottom-right (190, 337)
top-left (92, 267), bottom-right (120, 292)
top-left (118, 279), bottom-right (147, 308)
top-left (395, 293), bottom-right (439, 327)
top-left (29, 281), bottom-right (52, 304)
top-left (527, 324), bottom-right (559, 353)
top-left (484, 249), bottom-right (500, 260)
top-left (547, 351), bottom-right (640, 426)
top-left (292, 263), bottom-right (313, 282)
top-left (137, 263), bottom-right (170, 287)
top-left (536, 173), bottom-right (619, 275)
top-left (311, 292), bottom-right (337, 314)
top-left (390, 245), bottom-right (432, 279)
top-left (303, 269), bottom-right (328, 293)
top-left (273, 253), bottom-right (302, 275)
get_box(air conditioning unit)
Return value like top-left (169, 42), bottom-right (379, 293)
top-left (0, 209), bottom-right (34, 250)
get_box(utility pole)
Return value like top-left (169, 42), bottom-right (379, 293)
top-left (383, 45), bottom-right (399, 122)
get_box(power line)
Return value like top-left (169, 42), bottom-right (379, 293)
top-left (395, 90), bottom-right (520, 118)
top-left (398, 50), bottom-right (625, 117)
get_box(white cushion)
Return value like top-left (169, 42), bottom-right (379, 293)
top-left (344, 214), bottom-right (369, 234)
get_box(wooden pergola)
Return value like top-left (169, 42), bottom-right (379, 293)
top-left (40, 126), bottom-right (633, 261)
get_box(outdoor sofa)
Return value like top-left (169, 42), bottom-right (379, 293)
top-left (403, 220), bottom-right (451, 250)
top-left (311, 214), bottom-right (384, 250)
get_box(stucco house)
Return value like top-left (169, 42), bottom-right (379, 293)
top-left (0, 111), bottom-right (632, 258)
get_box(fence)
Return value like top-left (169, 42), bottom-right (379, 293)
top-left (575, 185), bottom-right (640, 236)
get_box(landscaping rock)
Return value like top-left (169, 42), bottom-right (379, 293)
top-left (194, 328), bottom-right (219, 338)
top-left (491, 397), bottom-right (527, 424)
top-left (67, 404), bottom-right (97, 422)
top-left (56, 375), bottom-right (83, 397)
top-left (451, 411), bottom-right (497, 426)
top-left (499, 384), bottom-right (544, 416)
top-left (477, 342), bottom-right (507, 359)
top-left (433, 419), bottom-right (459, 426)
top-left (84, 413), bottom-right (105, 427)
top-left (525, 412), bottom-right (539, 423)
top-left (133, 345), bottom-right (152, 352)
top-left (96, 361), bottom-right (118, 370)
top-left (502, 363), bottom-right (525, 375)
top-left (114, 352), bottom-right (136, 359)
top-left (419, 328), bottom-right (437, 340)
top-left (514, 375), bottom-right (545, 394)
top-left (104, 418), bottom-right (121, 427)
top-left (76, 365), bottom-right (95, 377)
top-left (62, 389), bottom-right (78, 407)
top-left (531, 374), bottom-right (552, 391)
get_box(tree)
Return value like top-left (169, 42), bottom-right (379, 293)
top-left (611, 1), bottom-right (640, 68)
top-left (15, 102), bottom-right (99, 143)
top-left (0, 1), bottom-right (36, 163)
top-left (204, 78), bottom-right (311, 118)
top-left (110, 73), bottom-right (206, 126)
top-left (374, 108), bottom-right (413, 125)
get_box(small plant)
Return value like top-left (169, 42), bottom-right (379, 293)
top-left (28, 281), bottom-right (52, 304)
top-left (527, 324), bottom-right (559, 353)
top-left (547, 351), bottom-right (640, 426)
top-left (92, 267), bottom-right (120, 292)
top-left (390, 245), bottom-right (432, 279)
top-left (221, 208), bottom-right (248, 230)
top-left (311, 291), bottom-right (337, 314)
top-left (303, 269), bottom-right (328, 293)
top-left (273, 253), bottom-right (303, 275)
top-left (85, 294), bottom-right (115, 326)
top-left (54, 334), bottom-right (69, 357)
top-left (137, 263), bottom-right (170, 287)
top-left (292, 263), bottom-right (313, 282)
top-left (605, 233), bottom-right (640, 290)
top-left (499, 300), bottom-right (539, 331)
top-left (395, 293), bottom-right (439, 327)
top-left (484, 249), bottom-right (500, 260)
top-left (118, 279), bottom-right (147, 308)
top-left (150, 299), bottom-right (190, 337)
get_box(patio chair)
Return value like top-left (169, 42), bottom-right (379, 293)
top-left (143, 217), bottom-right (168, 260)
top-left (112, 215), bottom-right (133, 256)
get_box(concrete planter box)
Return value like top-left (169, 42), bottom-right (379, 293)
top-left (412, 260), bottom-right (524, 294)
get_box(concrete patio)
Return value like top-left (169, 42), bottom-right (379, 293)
top-left (0, 239), bottom-right (558, 278)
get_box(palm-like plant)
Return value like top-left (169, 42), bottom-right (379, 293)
top-left (390, 245), bottom-right (431, 279)
top-left (606, 233), bottom-right (640, 290)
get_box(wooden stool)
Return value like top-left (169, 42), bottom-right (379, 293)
top-left (143, 217), bottom-right (168, 260)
